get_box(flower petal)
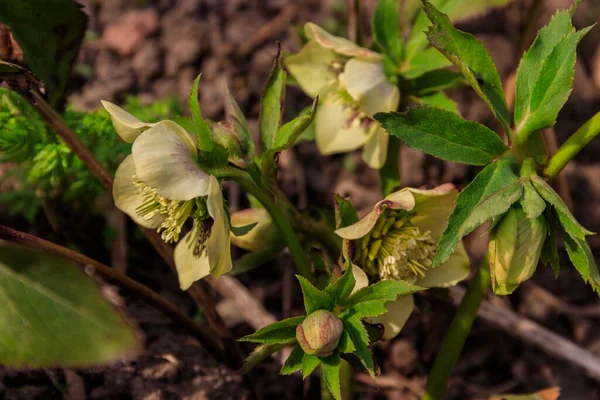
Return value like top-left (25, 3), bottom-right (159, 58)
top-left (367, 295), bottom-right (414, 341)
top-left (101, 100), bottom-right (155, 143)
top-left (418, 242), bottom-right (470, 288)
top-left (206, 176), bottom-right (233, 277)
top-left (335, 189), bottom-right (415, 240)
top-left (315, 93), bottom-right (370, 155)
top-left (132, 121), bottom-right (210, 201)
top-left (361, 126), bottom-right (389, 169)
top-left (409, 184), bottom-right (457, 242)
top-left (358, 82), bottom-right (400, 116)
top-left (175, 220), bottom-right (211, 290)
top-left (305, 23), bottom-right (381, 60)
top-left (350, 263), bottom-right (369, 294)
top-left (113, 155), bottom-right (164, 229)
top-left (285, 40), bottom-right (338, 98)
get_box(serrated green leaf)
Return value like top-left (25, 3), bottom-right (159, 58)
top-left (345, 300), bottom-right (390, 319)
top-left (403, 47), bottom-right (452, 79)
top-left (515, 25), bottom-right (593, 141)
top-left (239, 316), bottom-right (304, 344)
top-left (302, 353), bottom-right (321, 378)
top-left (373, 0), bottom-right (403, 61)
top-left (280, 343), bottom-right (304, 375)
top-left (0, 0), bottom-right (87, 108)
top-left (417, 92), bottom-right (459, 114)
top-left (560, 226), bottom-right (600, 294)
top-left (188, 74), bottom-right (213, 152)
top-left (530, 174), bottom-right (593, 239)
top-left (379, 136), bottom-right (402, 197)
top-left (410, 69), bottom-right (463, 96)
top-left (342, 317), bottom-right (374, 374)
top-left (376, 107), bottom-right (507, 165)
top-left (231, 222), bottom-right (258, 237)
top-left (334, 194), bottom-right (359, 229)
top-left (434, 158), bottom-right (520, 266)
top-left (337, 330), bottom-right (356, 354)
top-left (241, 343), bottom-right (286, 374)
top-left (324, 264), bottom-right (355, 305)
top-left (520, 179), bottom-right (546, 219)
top-left (0, 246), bottom-right (140, 368)
top-left (259, 48), bottom-right (286, 151)
top-left (422, 0), bottom-right (510, 134)
top-left (320, 352), bottom-right (341, 400)
top-left (297, 275), bottom-right (334, 314)
top-left (345, 279), bottom-right (423, 307)
top-left (541, 209), bottom-right (560, 277)
top-left (273, 97), bottom-right (318, 150)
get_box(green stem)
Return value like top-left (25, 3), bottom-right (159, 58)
top-left (544, 111), bottom-right (600, 180)
top-left (217, 167), bottom-right (314, 282)
top-left (422, 256), bottom-right (491, 400)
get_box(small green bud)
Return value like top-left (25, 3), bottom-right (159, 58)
top-left (296, 310), bottom-right (343, 357)
top-left (211, 121), bottom-right (252, 168)
top-left (489, 205), bottom-right (547, 295)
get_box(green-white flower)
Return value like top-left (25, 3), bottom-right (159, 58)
top-left (335, 184), bottom-right (470, 339)
top-left (285, 23), bottom-right (399, 169)
top-left (103, 101), bottom-right (232, 290)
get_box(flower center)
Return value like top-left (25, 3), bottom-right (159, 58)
top-left (353, 209), bottom-right (436, 283)
top-left (132, 175), bottom-right (194, 243)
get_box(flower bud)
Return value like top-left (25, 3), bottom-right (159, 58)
top-left (296, 310), bottom-right (343, 357)
top-left (230, 208), bottom-right (282, 252)
top-left (211, 121), bottom-right (252, 168)
top-left (489, 205), bottom-right (547, 295)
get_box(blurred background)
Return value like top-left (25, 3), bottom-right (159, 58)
top-left (1, 0), bottom-right (600, 398)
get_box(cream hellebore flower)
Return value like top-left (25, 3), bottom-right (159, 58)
top-left (285, 23), bottom-right (400, 169)
top-left (335, 184), bottom-right (470, 340)
top-left (102, 101), bottom-right (232, 290)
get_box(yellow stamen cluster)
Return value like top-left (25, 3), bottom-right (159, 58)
top-left (133, 175), bottom-right (194, 243)
top-left (354, 209), bottom-right (436, 284)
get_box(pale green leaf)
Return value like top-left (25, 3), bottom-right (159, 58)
top-left (231, 222), bottom-right (258, 237)
top-left (259, 49), bottom-right (286, 151)
top-left (0, 246), bottom-right (140, 368)
top-left (520, 179), bottom-right (546, 220)
top-left (239, 316), bottom-right (304, 344)
top-left (417, 92), bottom-right (459, 114)
top-left (375, 107), bottom-right (507, 165)
top-left (434, 158), bottom-right (520, 267)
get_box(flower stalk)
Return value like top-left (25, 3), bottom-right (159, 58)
top-left (422, 255), bottom-right (491, 400)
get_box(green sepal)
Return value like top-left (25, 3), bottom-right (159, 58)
top-left (239, 316), bottom-right (305, 344)
top-left (422, 0), bottom-right (511, 135)
top-left (434, 158), bottom-right (520, 267)
top-left (297, 275), bottom-right (335, 314)
top-left (280, 343), bottom-right (304, 375)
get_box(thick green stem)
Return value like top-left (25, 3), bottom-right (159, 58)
top-left (422, 256), bottom-right (491, 400)
top-left (219, 167), bottom-right (314, 282)
top-left (544, 111), bottom-right (600, 180)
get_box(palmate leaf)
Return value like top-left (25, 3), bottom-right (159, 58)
top-left (422, 0), bottom-right (511, 135)
top-left (0, 246), bottom-right (140, 368)
top-left (239, 316), bottom-right (305, 344)
top-left (0, 0), bottom-right (87, 108)
top-left (434, 158), bottom-right (520, 267)
top-left (375, 107), bottom-right (507, 165)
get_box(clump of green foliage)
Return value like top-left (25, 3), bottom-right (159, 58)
top-left (0, 89), bottom-right (183, 222)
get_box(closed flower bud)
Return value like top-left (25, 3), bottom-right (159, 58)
top-left (489, 205), bottom-right (547, 295)
top-left (211, 122), bottom-right (251, 168)
top-left (296, 310), bottom-right (343, 357)
top-left (230, 208), bottom-right (282, 252)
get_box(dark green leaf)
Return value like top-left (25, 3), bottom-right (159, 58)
top-left (530, 174), bottom-right (593, 239)
top-left (560, 226), bottom-right (600, 294)
top-left (515, 25), bottom-right (592, 140)
top-left (241, 343), bottom-right (285, 374)
top-left (403, 47), bottom-right (452, 79)
top-left (189, 74), bottom-right (213, 152)
top-left (280, 343), bottom-right (304, 375)
top-left (417, 92), bottom-right (459, 114)
top-left (231, 222), bottom-right (258, 237)
top-left (302, 353), bottom-right (320, 378)
top-left (376, 107), bottom-right (507, 165)
top-left (342, 317), bottom-right (374, 375)
top-left (334, 194), bottom-right (359, 229)
top-left (0, 246), bottom-right (140, 368)
top-left (297, 275), bottom-right (334, 314)
top-left (540, 209), bottom-right (560, 277)
top-left (379, 136), bottom-right (401, 197)
top-left (337, 330), bottom-right (356, 354)
top-left (320, 352), bottom-right (341, 400)
top-left (324, 265), bottom-right (356, 305)
top-left (422, 0), bottom-right (511, 134)
top-left (345, 280), bottom-right (423, 307)
top-left (0, 0), bottom-right (87, 107)
top-left (373, 0), bottom-right (403, 61)
top-left (239, 316), bottom-right (304, 344)
top-left (410, 69), bottom-right (463, 96)
top-left (434, 158), bottom-right (520, 266)
top-left (259, 48), bottom-right (286, 151)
